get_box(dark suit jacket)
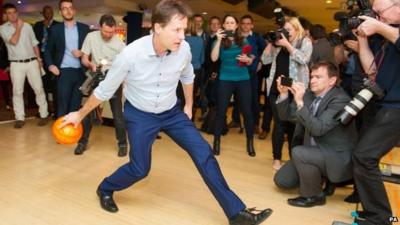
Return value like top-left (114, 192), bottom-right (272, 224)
top-left (33, 20), bottom-right (61, 54)
top-left (43, 22), bottom-right (90, 68)
top-left (277, 86), bottom-right (357, 182)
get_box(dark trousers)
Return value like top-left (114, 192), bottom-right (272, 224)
top-left (231, 73), bottom-right (260, 128)
top-left (260, 92), bottom-right (273, 133)
top-left (269, 94), bottom-right (295, 160)
top-left (99, 101), bottom-right (246, 218)
top-left (0, 80), bottom-right (11, 107)
top-left (57, 68), bottom-right (85, 117)
top-left (215, 80), bottom-right (254, 138)
top-left (193, 68), bottom-right (207, 118)
top-left (42, 73), bottom-right (57, 116)
top-left (274, 146), bottom-right (326, 197)
top-left (79, 86), bottom-right (127, 147)
top-left (353, 107), bottom-right (400, 225)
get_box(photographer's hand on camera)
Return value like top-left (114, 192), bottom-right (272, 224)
top-left (274, 34), bottom-right (294, 53)
top-left (215, 29), bottom-right (226, 41)
top-left (344, 40), bottom-right (360, 53)
top-left (357, 15), bottom-right (382, 37)
top-left (276, 76), bottom-right (289, 99)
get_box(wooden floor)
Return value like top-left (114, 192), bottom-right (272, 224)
top-left (0, 119), bottom-right (398, 225)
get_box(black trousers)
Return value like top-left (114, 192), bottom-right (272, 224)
top-left (269, 94), bottom-right (295, 160)
top-left (79, 85), bottom-right (127, 147)
top-left (0, 80), bottom-right (11, 107)
top-left (215, 80), bottom-right (253, 138)
top-left (231, 72), bottom-right (260, 128)
top-left (57, 68), bottom-right (85, 117)
top-left (353, 107), bottom-right (400, 225)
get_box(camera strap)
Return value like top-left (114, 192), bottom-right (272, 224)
top-left (366, 40), bottom-right (387, 82)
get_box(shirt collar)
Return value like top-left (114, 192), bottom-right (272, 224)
top-left (147, 34), bottom-right (173, 58)
top-left (64, 21), bottom-right (77, 28)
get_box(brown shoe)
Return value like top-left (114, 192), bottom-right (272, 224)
top-left (14, 120), bottom-right (25, 129)
top-left (37, 117), bottom-right (48, 126)
top-left (258, 130), bottom-right (268, 140)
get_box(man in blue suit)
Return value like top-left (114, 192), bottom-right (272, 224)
top-left (61, 1), bottom-right (272, 224)
top-left (43, 0), bottom-right (89, 117)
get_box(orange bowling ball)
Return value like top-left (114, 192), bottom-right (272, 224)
top-left (52, 116), bottom-right (83, 145)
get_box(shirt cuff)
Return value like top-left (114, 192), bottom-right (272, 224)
top-left (276, 94), bottom-right (289, 104)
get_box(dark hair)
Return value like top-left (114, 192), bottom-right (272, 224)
top-left (59, 0), bottom-right (73, 9)
top-left (3, 3), bottom-right (17, 11)
top-left (151, 0), bottom-right (192, 29)
top-left (310, 24), bottom-right (327, 40)
top-left (193, 14), bottom-right (203, 19)
top-left (311, 61), bottom-right (340, 83)
top-left (209, 16), bottom-right (221, 24)
top-left (42, 5), bottom-right (53, 13)
top-left (99, 14), bottom-right (116, 27)
top-left (240, 14), bottom-right (253, 23)
top-left (221, 15), bottom-right (244, 49)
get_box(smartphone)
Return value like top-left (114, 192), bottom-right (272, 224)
top-left (281, 76), bottom-right (293, 87)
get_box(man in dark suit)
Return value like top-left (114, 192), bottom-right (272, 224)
top-left (273, 61), bottom-right (357, 207)
top-left (33, 5), bottom-right (60, 118)
top-left (43, 0), bottom-right (89, 117)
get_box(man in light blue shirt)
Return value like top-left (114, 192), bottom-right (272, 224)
top-left (61, 1), bottom-right (272, 224)
top-left (43, 0), bottom-right (90, 117)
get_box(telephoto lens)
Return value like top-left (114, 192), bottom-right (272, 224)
top-left (334, 78), bottom-right (385, 125)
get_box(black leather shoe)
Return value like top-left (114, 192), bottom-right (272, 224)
top-left (96, 187), bottom-right (118, 213)
top-left (229, 208), bottom-right (273, 225)
top-left (246, 139), bottom-right (256, 157)
top-left (344, 190), bottom-right (360, 203)
top-left (323, 181), bottom-right (336, 196)
top-left (213, 138), bottom-right (220, 155)
top-left (288, 194), bottom-right (326, 207)
top-left (74, 143), bottom-right (87, 155)
top-left (118, 146), bottom-right (127, 157)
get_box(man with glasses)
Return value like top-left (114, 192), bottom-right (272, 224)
top-left (333, 0), bottom-right (400, 225)
top-left (43, 0), bottom-right (89, 118)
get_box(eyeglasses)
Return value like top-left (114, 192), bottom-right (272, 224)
top-left (374, 3), bottom-right (396, 18)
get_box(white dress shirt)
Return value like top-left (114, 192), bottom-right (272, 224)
top-left (94, 34), bottom-right (194, 113)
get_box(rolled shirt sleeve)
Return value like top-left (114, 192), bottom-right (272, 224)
top-left (93, 50), bottom-right (129, 101)
top-left (180, 50), bottom-right (195, 85)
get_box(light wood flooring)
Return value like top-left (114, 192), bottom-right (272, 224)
top-left (0, 119), bottom-right (398, 225)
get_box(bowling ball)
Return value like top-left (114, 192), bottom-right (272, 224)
top-left (52, 116), bottom-right (83, 145)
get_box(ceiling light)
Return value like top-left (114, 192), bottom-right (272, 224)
top-left (202, 12), bottom-right (208, 15)
top-left (17, 0), bottom-right (22, 4)
top-left (326, 0), bottom-right (332, 3)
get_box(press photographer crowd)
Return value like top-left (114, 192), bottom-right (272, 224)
top-left (0, 0), bottom-right (399, 224)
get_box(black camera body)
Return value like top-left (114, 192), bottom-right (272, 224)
top-left (222, 30), bottom-right (235, 38)
top-left (264, 8), bottom-right (290, 44)
top-left (265, 28), bottom-right (290, 43)
top-left (328, 0), bottom-right (376, 47)
top-left (347, 0), bottom-right (376, 29)
top-left (280, 76), bottom-right (293, 87)
top-left (335, 78), bottom-right (385, 125)
top-left (80, 67), bottom-right (107, 96)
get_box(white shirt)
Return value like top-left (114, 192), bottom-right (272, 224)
top-left (0, 21), bottom-right (39, 60)
top-left (81, 31), bottom-right (126, 72)
top-left (94, 34), bottom-right (194, 113)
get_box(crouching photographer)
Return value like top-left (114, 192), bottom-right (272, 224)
top-left (333, 0), bottom-right (400, 225)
